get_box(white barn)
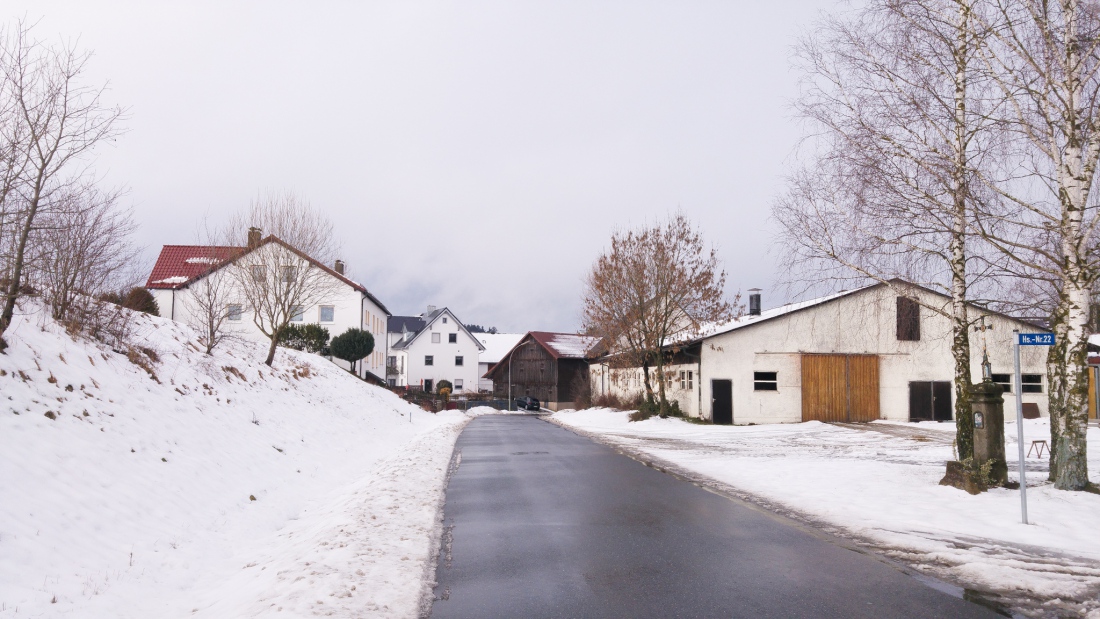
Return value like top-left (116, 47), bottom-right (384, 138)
top-left (145, 237), bottom-right (391, 381)
top-left (592, 281), bottom-right (1050, 424)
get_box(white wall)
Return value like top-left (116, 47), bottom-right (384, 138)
top-left (398, 310), bottom-right (482, 394)
top-left (154, 269), bottom-right (389, 380)
top-left (697, 285), bottom-right (1049, 424)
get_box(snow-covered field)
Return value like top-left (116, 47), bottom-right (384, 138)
top-left (0, 302), bottom-right (473, 618)
top-left (551, 408), bottom-right (1100, 617)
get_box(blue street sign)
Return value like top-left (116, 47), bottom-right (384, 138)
top-left (1018, 333), bottom-right (1055, 346)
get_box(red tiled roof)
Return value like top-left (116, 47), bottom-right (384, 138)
top-left (145, 245), bottom-right (242, 289)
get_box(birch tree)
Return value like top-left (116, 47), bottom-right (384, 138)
top-left (774, 0), bottom-right (998, 460)
top-left (582, 213), bottom-right (736, 414)
top-left (0, 21), bottom-right (124, 346)
top-left (228, 192), bottom-right (341, 366)
top-left (974, 0), bottom-right (1100, 490)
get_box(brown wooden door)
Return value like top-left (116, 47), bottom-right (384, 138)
top-left (801, 354), bottom-right (879, 422)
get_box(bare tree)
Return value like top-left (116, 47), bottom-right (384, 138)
top-left (227, 192), bottom-right (341, 366)
top-left (0, 20), bottom-right (124, 346)
top-left (774, 0), bottom-right (1001, 460)
top-left (182, 222), bottom-right (238, 354)
top-left (973, 0), bottom-right (1100, 490)
top-left (30, 183), bottom-right (136, 324)
top-left (582, 213), bottom-right (737, 414)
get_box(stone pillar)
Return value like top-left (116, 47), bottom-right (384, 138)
top-left (971, 380), bottom-right (1007, 486)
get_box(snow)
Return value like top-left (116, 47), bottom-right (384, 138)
top-left (686, 288), bottom-right (864, 342)
top-left (0, 301), bottom-right (472, 617)
top-left (182, 257), bottom-right (221, 265)
top-left (542, 333), bottom-right (600, 358)
top-left (151, 275), bottom-right (189, 285)
top-left (475, 333), bottom-right (524, 364)
top-left (551, 409), bottom-right (1100, 615)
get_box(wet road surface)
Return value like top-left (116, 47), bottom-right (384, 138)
top-left (429, 415), bottom-right (998, 619)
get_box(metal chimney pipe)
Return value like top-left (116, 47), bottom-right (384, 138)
top-left (748, 288), bottom-right (762, 316)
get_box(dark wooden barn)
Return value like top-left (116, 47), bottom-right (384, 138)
top-left (485, 331), bottom-right (601, 411)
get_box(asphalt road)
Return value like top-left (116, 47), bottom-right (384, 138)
top-left (429, 415), bottom-right (999, 619)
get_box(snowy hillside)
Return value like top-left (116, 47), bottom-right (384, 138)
top-left (0, 301), bottom-right (469, 618)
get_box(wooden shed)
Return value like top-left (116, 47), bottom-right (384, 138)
top-left (485, 332), bottom-right (601, 411)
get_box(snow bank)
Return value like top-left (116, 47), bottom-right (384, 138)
top-left (0, 302), bottom-right (468, 617)
top-left (552, 408), bottom-right (1100, 615)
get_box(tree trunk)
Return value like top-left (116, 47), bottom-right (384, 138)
top-left (0, 181), bottom-right (43, 339)
top-left (655, 353), bottom-right (668, 415)
top-left (1048, 277), bottom-right (1092, 489)
top-left (641, 356), bottom-right (654, 404)
top-left (264, 336), bottom-right (278, 366)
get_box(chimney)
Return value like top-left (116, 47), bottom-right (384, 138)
top-left (247, 226), bottom-right (262, 248)
top-left (334, 260), bottom-right (345, 275)
top-left (748, 288), bottom-right (762, 316)
top-left (425, 305), bottom-right (436, 315)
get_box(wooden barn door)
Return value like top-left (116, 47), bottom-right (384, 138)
top-left (801, 354), bottom-right (879, 422)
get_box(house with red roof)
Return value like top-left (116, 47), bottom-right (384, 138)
top-left (483, 331), bottom-right (601, 410)
top-left (145, 231), bottom-right (391, 380)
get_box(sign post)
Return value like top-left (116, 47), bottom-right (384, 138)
top-left (1013, 330), bottom-right (1055, 525)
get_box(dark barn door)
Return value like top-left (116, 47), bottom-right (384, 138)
top-left (932, 381), bottom-right (953, 421)
top-left (712, 380), bottom-right (732, 425)
top-left (909, 381), bottom-right (952, 421)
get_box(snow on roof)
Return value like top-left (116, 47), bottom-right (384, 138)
top-left (476, 333), bottom-right (525, 364)
top-left (530, 332), bottom-right (601, 359)
top-left (686, 287), bottom-right (869, 342)
top-left (145, 245), bottom-right (241, 290)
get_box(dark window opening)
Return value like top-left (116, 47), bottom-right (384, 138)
top-left (425, 355), bottom-right (434, 366)
top-left (455, 356), bottom-right (464, 366)
top-left (1022, 374), bottom-right (1043, 393)
top-left (754, 371), bottom-right (778, 391)
top-left (448, 333), bottom-right (457, 343)
top-left (991, 373), bottom-right (1012, 393)
top-left (896, 296), bottom-right (921, 341)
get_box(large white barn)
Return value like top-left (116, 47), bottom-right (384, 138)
top-left (591, 281), bottom-right (1050, 424)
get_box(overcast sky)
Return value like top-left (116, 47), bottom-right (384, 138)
top-left (9, 1), bottom-right (841, 333)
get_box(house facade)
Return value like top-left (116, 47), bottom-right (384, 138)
top-left (485, 332), bottom-right (600, 410)
top-left (145, 235), bottom-right (391, 381)
top-left (593, 281), bottom-right (1051, 424)
top-left (386, 307), bottom-right (485, 394)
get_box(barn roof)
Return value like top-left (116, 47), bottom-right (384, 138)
top-left (475, 333), bottom-right (525, 364)
top-left (529, 332), bottom-right (602, 359)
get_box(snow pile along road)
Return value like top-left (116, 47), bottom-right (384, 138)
top-left (0, 302), bottom-right (470, 618)
top-left (551, 409), bottom-right (1100, 618)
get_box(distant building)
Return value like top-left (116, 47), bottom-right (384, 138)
top-left (485, 332), bottom-right (601, 410)
top-left (144, 233), bottom-right (390, 381)
top-left (386, 307), bottom-right (485, 394)
top-left (474, 333), bottom-right (525, 392)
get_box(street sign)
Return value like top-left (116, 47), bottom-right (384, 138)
top-left (1018, 333), bottom-right (1055, 346)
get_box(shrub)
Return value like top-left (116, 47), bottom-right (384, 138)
top-left (628, 398), bottom-right (660, 422)
top-left (436, 379), bottom-right (453, 394)
top-left (329, 328), bottom-right (375, 370)
top-left (122, 287), bottom-right (159, 316)
top-left (278, 323), bottom-right (330, 353)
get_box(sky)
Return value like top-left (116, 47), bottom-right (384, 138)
top-left (7, 1), bottom-right (842, 333)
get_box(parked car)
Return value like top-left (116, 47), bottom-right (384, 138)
top-left (514, 396), bottom-right (541, 411)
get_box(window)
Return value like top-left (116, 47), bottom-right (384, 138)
top-left (432, 333), bottom-right (441, 344)
top-left (227, 304), bottom-right (242, 321)
top-left (754, 371), bottom-right (778, 391)
top-left (425, 355), bottom-right (434, 366)
top-left (319, 305), bottom-right (335, 322)
top-left (290, 306), bottom-right (304, 322)
top-left (443, 317), bottom-right (448, 324)
top-left (680, 370), bottom-right (687, 389)
top-left (388, 378), bottom-right (396, 387)
top-left (991, 373), bottom-right (1012, 393)
top-left (250, 265), bottom-right (265, 282)
top-left (281, 266), bottom-right (297, 284)
top-left (1022, 374), bottom-right (1043, 393)
top-left (448, 333), bottom-right (457, 343)
top-left (454, 379), bottom-right (463, 390)
top-left (678, 370), bottom-right (693, 390)
top-left (455, 355), bottom-right (464, 366)
top-left (896, 296), bottom-right (921, 341)
top-left (387, 356), bottom-right (396, 367)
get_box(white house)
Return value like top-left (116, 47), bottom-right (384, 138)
top-left (474, 332), bottom-right (525, 392)
top-left (592, 280), bottom-right (1051, 424)
top-left (145, 235), bottom-right (391, 381)
top-left (385, 307), bottom-right (485, 394)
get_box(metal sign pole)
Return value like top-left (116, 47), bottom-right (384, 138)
top-left (1012, 329), bottom-right (1028, 525)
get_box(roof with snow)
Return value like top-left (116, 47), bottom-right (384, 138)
top-left (144, 237), bottom-right (391, 315)
top-left (529, 332), bottom-right (602, 359)
top-left (145, 245), bottom-right (242, 290)
top-left (475, 333), bottom-right (525, 364)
